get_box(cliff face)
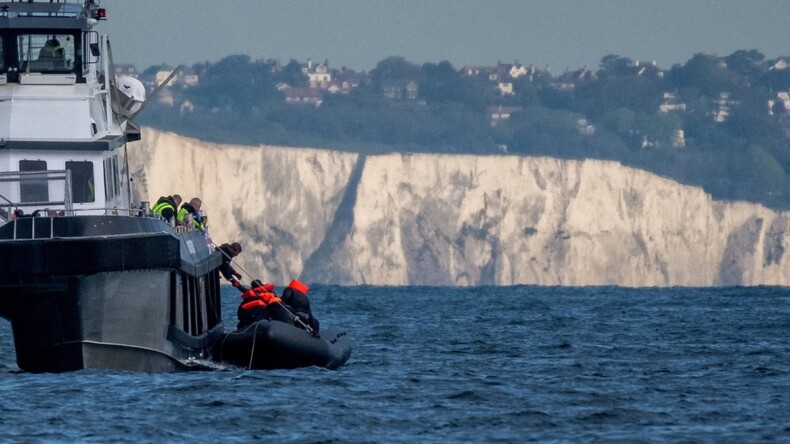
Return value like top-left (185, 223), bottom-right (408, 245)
top-left (129, 129), bottom-right (790, 286)
top-left (129, 130), bottom-right (358, 284)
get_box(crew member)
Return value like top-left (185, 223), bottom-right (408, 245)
top-left (217, 242), bottom-right (243, 284)
top-left (177, 197), bottom-right (206, 232)
top-left (280, 279), bottom-right (320, 333)
top-left (151, 194), bottom-right (182, 223)
top-left (36, 38), bottom-right (65, 68)
top-left (236, 280), bottom-right (291, 329)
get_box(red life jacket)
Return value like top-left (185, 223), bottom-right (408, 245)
top-left (288, 279), bottom-right (309, 295)
top-left (240, 284), bottom-right (281, 311)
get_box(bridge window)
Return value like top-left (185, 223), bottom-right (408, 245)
top-left (65, 161), bottom-right (94, 203)
top-left (18, 33), bottom-right (75, 73)
top-left (19, 160), bottom-right (48, 203)
top-left (103, 156), bottom-right (120, 200)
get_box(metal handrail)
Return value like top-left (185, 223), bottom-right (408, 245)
top-left (2, 206), bottom-right (212, 240)
top-left (5, 208), bottom-right (165, 241)
top-left (0, 192), bottom-right (16, 208)
top-left (0, 206), bottom-right (146, 217)
top-left (0, 169), bottom-right (74, 215)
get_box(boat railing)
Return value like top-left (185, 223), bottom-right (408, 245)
top-left (0, 1), bottom-right (93, 19)
top-left (0, 170), bottom-right (208, 237)
top-left (1, 204), bottom-right (211, 240)
top-left (0, 169), bottom-right (152, 226)
top-left (2, 207), bottom-right (126, 240)
top-left (1, 206), bottom-right (166, 241)
top-left (0, 169), bottom-right (73, 219)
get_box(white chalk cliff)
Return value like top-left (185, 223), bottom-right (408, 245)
top-left (129, 129), bottom-right (790, 286)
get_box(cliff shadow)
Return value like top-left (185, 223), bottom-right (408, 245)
top-left (300, 155), bottom-right (367, 283)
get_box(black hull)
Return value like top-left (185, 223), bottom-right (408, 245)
top-left (0, 216), bottom-right (224, 373)
top-left (213, 320), bottom-right (352, 370)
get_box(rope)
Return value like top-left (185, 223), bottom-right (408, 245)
top-left (212, 242), bottom-right (318, 336)
top-left (278, 301), bottom-right (318, 336)
top-left (211, 243), bottom-right (318, 337)
top-left (211, 242), bottom-right (254, 280)
top-left (248, 321), bottom-right (261, 370)
top-left (217, 321), bottom-right (257, 365)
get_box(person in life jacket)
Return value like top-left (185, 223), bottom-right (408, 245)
top-left (177, 197), bottom-right (207, 232)
top-left (218, 242), bottom-right (243, 284)
top-left (36, 38), bottom-right (65, 68)
top-left (280, 279), bottom-right (320, 333)
top-left (151, 194), bottom-right (182, 223)
top-left (236, 280), bottom-right (292, 329)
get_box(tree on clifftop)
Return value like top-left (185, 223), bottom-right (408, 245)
top-left (187, 54), bottom-right (278, 112)
top-left (370, 56), bottom-right (421, 88)
top-left (666, 53), bottom-right (736, 95)
top-left (598, 54), bottom-right (636, 79)
top-left (274, 59), bottom-right (307, 88)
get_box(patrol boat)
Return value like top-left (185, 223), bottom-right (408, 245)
top-left (0, 1), bottom-right (224, 372)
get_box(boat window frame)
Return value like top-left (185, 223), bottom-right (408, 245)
top-left (102, 156), bottom-right (120, 201)
top-left (17, 32), bottom-right (76, 74)
top-left (18, 159), bottom-right (49, 203)
top-left (82, 30), bottom-right (99, 71)
top-left (64, 160), bottom-right (95, 204)
top-left (0, 29), bottom-right (84, 82)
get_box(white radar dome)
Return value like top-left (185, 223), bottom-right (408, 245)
top-left (116, 75), bottom-right (146, 115)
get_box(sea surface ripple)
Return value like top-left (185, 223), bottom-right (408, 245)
top-left (0, 286), bottom-right (788, 442)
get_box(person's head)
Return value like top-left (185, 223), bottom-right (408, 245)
top-left (189, 197), bottom-right (202, 210)
top-left (230, 242), bottom-right (242, 256)
top-left (250, 279), bottom-right (263, 289)
top-left (41, 38), bottom-right (63, 59)
top-left (172, 194), bottom-right (182, 206)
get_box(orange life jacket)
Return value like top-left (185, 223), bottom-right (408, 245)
top-left (287, 279), bottom-right (309, 295)
top-left (240, 284), bottom-right (281, 311)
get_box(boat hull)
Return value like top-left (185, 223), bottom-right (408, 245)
top-left (0, 216), bottom-right (224, 373)
top-left (214, 320), bottom-right (352, 370)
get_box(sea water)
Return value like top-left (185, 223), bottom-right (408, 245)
top-left (0, 286), bottom-right (788, 442)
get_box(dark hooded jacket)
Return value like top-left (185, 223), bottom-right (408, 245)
top-left (281, 281), bottom-right (319, 332)
top-left (218, 243), bottom-right (240, 281)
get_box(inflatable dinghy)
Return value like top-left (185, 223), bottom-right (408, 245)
top-left (213, 320), bottom-right (351, 370)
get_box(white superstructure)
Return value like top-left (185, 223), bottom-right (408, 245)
top-left (0, 1), bottom-right (142, 220)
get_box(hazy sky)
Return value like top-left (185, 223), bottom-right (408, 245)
top-left (100, 0), bottom-right (790, 73)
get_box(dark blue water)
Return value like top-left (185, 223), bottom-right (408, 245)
top-left (0, 286), bottom-right (789, 442)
